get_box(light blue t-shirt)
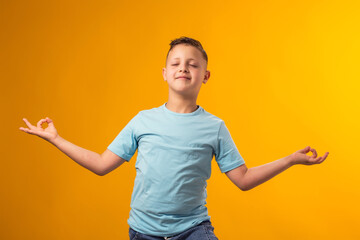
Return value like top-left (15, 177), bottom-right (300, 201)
top-left (107, 102), bottom-right (245, 237)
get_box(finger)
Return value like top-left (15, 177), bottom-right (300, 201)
top-left (19, 127), bottom-right (35, 134)
top-left (46, 117), bottom-right (54, 126)
top-left (23, 118), bottom-right (35, 129)
top-left (310, 157), bottom-right (320, 163)
top-left (322, 152), bottom-right (329, 161)
top-left (37, 119), bottom-right (46, 128)
top-left (311, 148), bottom-right (317, 158)
top-left (316, 152), bottom-right (329, 164)
top-left (36, 119), bottom-right (42, 128)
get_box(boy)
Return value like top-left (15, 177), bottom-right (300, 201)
top-left (20, 36), bottom-right (329, 240)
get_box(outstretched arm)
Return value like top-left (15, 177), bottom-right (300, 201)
top-left (19, 117), bottom-right (127, 176)
top-left (225, 146), bottom-right (329, 191)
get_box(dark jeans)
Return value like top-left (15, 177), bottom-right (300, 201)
top-left (129, 220), bottom-right (219, 240)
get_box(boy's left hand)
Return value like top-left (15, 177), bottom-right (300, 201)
top-left (290, 146), bottom-right (329, 165)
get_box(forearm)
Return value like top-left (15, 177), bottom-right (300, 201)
top-left (49, 135), bottom-right (103, 175)
top-left (243, 155), bottom-right (294, 191)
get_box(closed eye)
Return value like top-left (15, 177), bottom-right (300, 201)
top-left (171, 64), bottom-right (198, 67)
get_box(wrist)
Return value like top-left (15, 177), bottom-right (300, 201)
top-left (286, 154), bottom-right (296, 166)
top-left (49, 134), bottom-right (62, 146)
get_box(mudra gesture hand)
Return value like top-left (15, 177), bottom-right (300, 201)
top-left (19, 117), bottom-right (58, 142)
top-left (290, 146), bottom-right (329, 165)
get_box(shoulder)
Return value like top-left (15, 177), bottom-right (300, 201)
top-left (200, 107), bottom-right (225, 124)
top-left (137, 104), bottom-right (162, 117)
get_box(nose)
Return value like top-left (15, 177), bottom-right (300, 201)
top-left (179, 64), bottom-right (189, 73)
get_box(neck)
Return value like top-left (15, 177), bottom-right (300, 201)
top-left (166, 95), bottom-right (198, 114)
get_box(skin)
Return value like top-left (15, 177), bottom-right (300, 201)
top-left (162, 43), bottom-right (210, 113)
top-left (20, 43), bottom-right (330, 189)
top-left (161, 43), bottom-right (329, 191)
top-left (226, 146), bottom-right (329, 191)
top-left (20, 117), bottom-right (57, 142)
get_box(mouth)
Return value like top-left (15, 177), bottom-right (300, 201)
top-left (177, 76), bottom-right (191, 80)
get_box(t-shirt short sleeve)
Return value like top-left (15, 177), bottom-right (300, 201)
top-left (107, 113), bottom-right (140, 162)
top-left (215, 121), bottom-right (245, 173)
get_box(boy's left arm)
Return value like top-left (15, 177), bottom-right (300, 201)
top-left (225, 146), bottom-right (329, 191)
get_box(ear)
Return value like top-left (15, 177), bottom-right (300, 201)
top-left (162, 67), bottom-right (167, 81)
top-left (203, 70), bottom-right (210, 84)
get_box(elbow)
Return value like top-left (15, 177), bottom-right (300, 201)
top-left (242, 182), bottom-right (256, 191)
top-left (239, 185), bottom-right (248, 191)
top-left (240, 182), bottom-right (251, 191)
top-left (95, 162), bottom-right (106, 176)
top-left (240, 174), bottom-right (252, 191)
top-left (94, 169), bottom-right (106, 176)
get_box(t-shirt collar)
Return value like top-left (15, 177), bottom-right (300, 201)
top-left (162, 102), bottom-right (202, 116)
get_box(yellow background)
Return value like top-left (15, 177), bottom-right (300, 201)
top-left (2, 0), bottom-right (359, 239)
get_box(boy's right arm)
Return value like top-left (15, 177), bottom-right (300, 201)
top-left (51, 136), bottom-right (126, 176)
top-left (20, 117), bottom-right (126, 176)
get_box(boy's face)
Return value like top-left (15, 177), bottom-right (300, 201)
top-left (162, 44), bottom-right (210, 98)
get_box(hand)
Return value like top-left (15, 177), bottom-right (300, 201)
top-left (19, 117), bottom-right (59, 142)
top-left (289, 146), bottom-right (329, 165)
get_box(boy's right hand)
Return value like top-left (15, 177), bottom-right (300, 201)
top-left (19, 117), bottom-right (59, 143)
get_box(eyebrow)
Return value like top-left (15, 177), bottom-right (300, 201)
top-left (172, 58), bottom-right (197, 60)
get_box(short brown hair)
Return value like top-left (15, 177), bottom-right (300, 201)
top-left (165, 36), bottom-right (208, 65)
